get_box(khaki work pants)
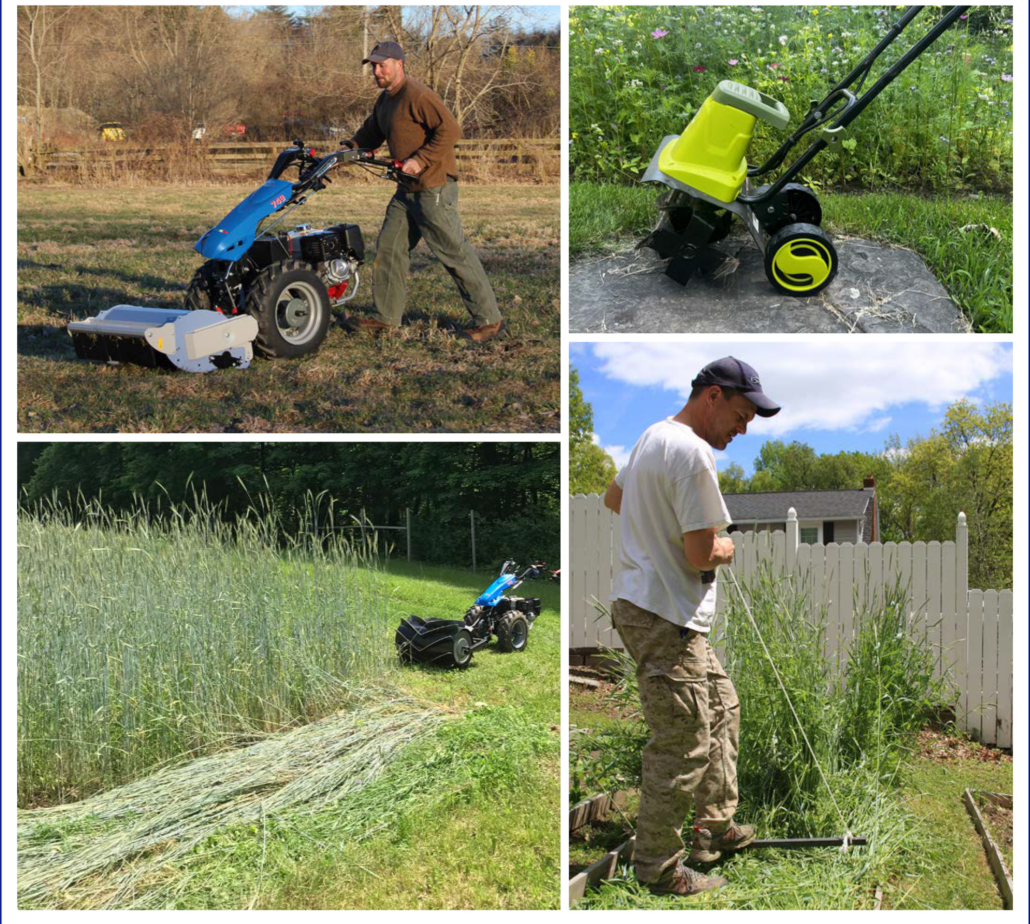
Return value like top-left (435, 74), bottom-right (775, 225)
top-left (371, 179), bottom-right (501, 327)
top-left (611, 598), bottom-right (741, 883)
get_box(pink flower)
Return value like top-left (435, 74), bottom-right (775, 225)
top-left (651, 28), bottom-right (668, 39)
top-left (728, 58), bottom-right (739, 65)
top-left (693, 64), bottom-right (707, 73)
top-left (768, 62), bottom-right (780, 69)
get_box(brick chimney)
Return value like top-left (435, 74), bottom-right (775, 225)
top-left (861, 475), bottom-right (877, 539)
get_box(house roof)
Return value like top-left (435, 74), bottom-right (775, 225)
top-left (723, 489), bottom-right (872, 523)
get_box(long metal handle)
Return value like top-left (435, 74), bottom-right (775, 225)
top-left (745, 3), bottom-right (968, 194)
top-left (751, 836), bottom-right (868, 848)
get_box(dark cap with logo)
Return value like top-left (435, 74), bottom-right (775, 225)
top-left (691, 356), bottom-right (781, 417)
top-left (362, 41), bottom-right (405, 64)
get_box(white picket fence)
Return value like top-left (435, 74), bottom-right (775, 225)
top-left (569, 494), bottom-right (1013, 749)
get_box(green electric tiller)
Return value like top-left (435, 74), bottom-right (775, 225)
top-left (638, 5), bottom-right (971, 296)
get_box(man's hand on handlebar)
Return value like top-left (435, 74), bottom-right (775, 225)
top-left (400, 158), bottom-right (422, 177)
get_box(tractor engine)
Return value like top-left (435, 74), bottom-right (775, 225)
top-left (293, 224), bottom-right (365, 305)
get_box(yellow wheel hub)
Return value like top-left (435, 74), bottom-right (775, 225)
top-left (770, 238), bottom-right (834, 292)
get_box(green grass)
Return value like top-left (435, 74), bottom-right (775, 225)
top-left (16, 490), bottom-right (560, 906)
top-left (17, 182), bottom-right (560, 433)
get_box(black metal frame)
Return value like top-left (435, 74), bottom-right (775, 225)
top-left (739, 5), bottom-right (971, 206)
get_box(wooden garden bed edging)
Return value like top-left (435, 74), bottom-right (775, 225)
top-left (568, 790), bottom-right (628, 833)
top-left (962, 788), bottom-right (1013, 909)
top-left (569, 837), bottom-right (635, 905)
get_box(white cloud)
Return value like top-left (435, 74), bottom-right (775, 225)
top-left (591, 432), bottom-right (631, 469)
top-left (859, 415), bottom-right (892, 434)
top-left (607, 445), bottom-right (630, 468)
top-left (590, 342), bottom-right (1010, 436)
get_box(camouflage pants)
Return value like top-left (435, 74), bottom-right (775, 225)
top-left (611, 598), bottom-right (741, 883)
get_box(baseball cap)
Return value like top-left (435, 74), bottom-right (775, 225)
top-left (363, 41), bottom-right (405, 64)
top-left (691, 356), bottom-right (781, 417)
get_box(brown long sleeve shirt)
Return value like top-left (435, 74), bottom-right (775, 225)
top-left (347, 77), bottom-right (462, 193)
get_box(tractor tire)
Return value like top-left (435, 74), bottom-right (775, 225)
top-left (496, 613), bottom-right (530, 653)
top-left (187, 259), bottom-right (233, 313)
top-left (451, 628), bottom-right (475, 669)
top-left (244, 260), bottom-right (331, 359)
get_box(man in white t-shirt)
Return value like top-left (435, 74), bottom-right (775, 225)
top-left (603, 356), bottom-right (781, 896)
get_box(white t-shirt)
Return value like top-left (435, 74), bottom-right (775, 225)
top-left (611, 417), bottom-right (731, 632)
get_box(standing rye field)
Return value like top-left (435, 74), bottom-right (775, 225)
top-left (17, 491), bottom-right (395, 805)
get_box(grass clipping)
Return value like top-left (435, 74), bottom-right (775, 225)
top-left (18, 690), bottom-right (446, 909)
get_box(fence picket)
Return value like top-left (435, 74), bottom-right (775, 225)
top-left (940, 542), bottom-right (957, 681)
top-left (911, 541), bottom-right (928, 642)
top-left (570, 496), bottom-right (588, 649)
top-left (867, 541), bottom-right (884, 611)
top-left (925, 541), bottom-right (942, 663)
top-left (997, 591), bottom-right (1013, 748)
top-left (837, 544), bottom-right (854, 670)
top-left (980, 590), bottom-right (999, 748)
top-left (964, 591), bottom-right (984, 740)
top-left (823, 543), bottom-right (840, 665)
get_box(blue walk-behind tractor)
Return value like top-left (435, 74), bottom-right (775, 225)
top-left (395, 561), bottom-right (543, 668)
top-left (68, 142), bottom-right (407, 371)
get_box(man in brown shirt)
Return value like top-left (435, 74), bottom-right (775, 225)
top-left (342, 42), bottom-right (503, 341)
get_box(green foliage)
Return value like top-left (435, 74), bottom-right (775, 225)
top-left (570, 6), bottom-right (1013, 194)
top-left (568, 360), bottom-right (613, 494)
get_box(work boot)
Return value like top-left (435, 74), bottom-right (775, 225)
top-left (459, 321), bottom-right (506, 341)
top-left (690, 822), bottom-right (756, 864)
top-left (644, 860), bottom-right (728, 897)
top-left (344, 315), bottom-right (395, 333)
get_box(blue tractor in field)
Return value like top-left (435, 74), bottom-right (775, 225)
top-left (395, 561), bottom-right (543, 668)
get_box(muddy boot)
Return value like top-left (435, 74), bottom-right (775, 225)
top-left (690, 822), bottom-right (756, 864)
top-left (644, 860), bottom-right (728, 897)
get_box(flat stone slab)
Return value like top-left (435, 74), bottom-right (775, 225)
top-left (569, 233), bottom-right (970, 334)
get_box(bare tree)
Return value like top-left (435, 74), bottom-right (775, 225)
top-left (17, 6), bottom-right (74, 142)
top-left (379, 6), bottom-right (537, 130)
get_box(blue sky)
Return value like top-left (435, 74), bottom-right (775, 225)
top-left (572, 341), bottom-right (1013, 475)
top-left (231, 6), bottom-right (561, 29)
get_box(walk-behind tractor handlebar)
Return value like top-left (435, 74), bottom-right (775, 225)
top-left (267, 141), bottom-right (409, 198)
top-left (527, 560), bottom-right (561, 583)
